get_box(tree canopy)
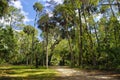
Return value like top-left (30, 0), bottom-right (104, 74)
top-left (0, 0), bottom-right (120, 70)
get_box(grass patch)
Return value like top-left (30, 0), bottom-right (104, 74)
top-left (0, 65), bottom-right (58, 80)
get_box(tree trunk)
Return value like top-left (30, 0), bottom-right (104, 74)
top-left (35, 54), bottom-right (38, 68)
top-left (42, 40), bottom-right (45, 66)
top-left (26, 57), bottom-right (29, 65)
top-left (71, 0), bottom-right (79, 66)
top-left (78, 8), bottom-right (83, 67)
top-left (108, 0), bottom-right (118, 48)
top-left (46, 28), bottom-right (48, 69)
top-left (10, 12), bottom-right (13, 27)
top-left (83, 9), bottom-right (96, 66)
top-left (32, 12), bottom-right (37, 67)
top-left (66, 26), bottom-right (74, 67)
top-left (31, 32), bottom-right (34, 65)
top-left (93, 24), bottom-right (101, 60)
top-left (117, 0), bottom-right (120, 13)
top-left (108, 0), bottom-right (115, 16)
top-left (93, 25), bottom-right (100, 47)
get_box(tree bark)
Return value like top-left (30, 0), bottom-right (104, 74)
top-left (42, 40), bottom-right (45, 66)
top-left (117, 0), bottom-right (120, 13)
top-left (78, 8), bottom-right (83, 67)
top-left (46, 27), bottom-right (48, 69)
top-left (35, 53), bottom-right (38, 68)
top-left (83, 8), bottom-right (96, 66)
top-left (66, 26), bottom-right (74, 67)
top-left (108, 0), bottom-right (115, 16)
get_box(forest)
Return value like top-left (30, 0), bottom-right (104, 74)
top-left (0, 0), bottom-right (120, 79)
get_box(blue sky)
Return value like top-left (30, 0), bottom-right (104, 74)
top-left (21, 0), bottom-right (50, 26)
top-left (11, 0), bottom-right (63, 26)
top-left (10, 0), bottom-right (63, 40)
top-left (21, 0), bottom-right (38, 26)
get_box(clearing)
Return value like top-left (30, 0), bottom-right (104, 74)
top-left (0, 65), bottom-right (120, 80)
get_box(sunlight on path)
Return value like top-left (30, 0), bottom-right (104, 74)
top-left (57, 68), bottom-right (78, 76)
top-left (54, 66), bottom-right (119, 80)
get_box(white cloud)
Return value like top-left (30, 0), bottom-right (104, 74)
top-left (10, 0), bottom-right (32, 24)
top-left (45, 3), bottom-right (51, 7)
top-left (48, 12), bottom-right (53, 17)
top-left (10, 1), bottom-right (23, 9)
top-left (46, 0), bottom-right (63, 4)
top-left (45, 9), bottom-right (53, 17)
top-left (53, 0), bottom-right (63, 4)
top-left (42, 0), bottom-right (63, 17)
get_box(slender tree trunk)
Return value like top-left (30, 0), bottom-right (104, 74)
top-left (26, 35), bottom-right (29, 65)
top-left (66, 26), bottom-right (74, 67)
top-left (31, 32), bottom-right (34, 65)
top-left (63, 53), bottom-right (65, 66)
top-left (108, 0), bottom-right (118, 48)
top-left (108, 0), bottom-right (115, 16)
top-left (30, 55), bottom-right (33, 65)
top-left (35, 53), bottom-right (38, 68)
top-left (75, 25), bottom-right (80, 66)
top-left (42, 40), bottom-right (45, 66)
top-left (26, 57), bottom-right (29, 65)
top-left (78, 8), bottom-right (83, 67)
top-left (46, 27), bottom-right (48, 69)
top-left (10, 14), bottom-right (13, 27)
top-left (94, 25), bottom-right (100, 47)
top-left (93, 24), bottom-right (101, 60)
top-left (32, 12), bottom-right (38, 67)
top-left (83, 9), bottom-right (96, 66)
top-left (117, 0), bottom-right (120, 13)
top-left (67, 31), bottom-right (74, 67)
top-left (114, 25), bottom-right (117, 48)
top-left (71, 0), bottom-right (79, 66)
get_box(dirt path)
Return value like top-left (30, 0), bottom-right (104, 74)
top-left (51, 66), bottom-right (120, 80)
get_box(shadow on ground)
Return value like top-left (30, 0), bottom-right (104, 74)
top-left (0, 73), bottom-right (120, 80)
top-left (0, 66), bottom-right (57, 80)
top-left (0, 66), bottom-right (120, 80)
top-left (0, 73), bottom-right (57, 80)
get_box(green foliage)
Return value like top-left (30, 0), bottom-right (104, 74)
top-left (74, 0), bottom-right (82, 9)
top-left (51, 40), bottom-right (69, 65)
top-left (0, 26), bottom-right (17, 63)
top-left (33, 2), bottom-right (43, 12)
top-left (23, 25), bottom-right (35, 35)
top-left (37, 14), bottom-right (49, 32)
top-left (0, 0), bottom-right (120, 71)
top-left (0, 0), bottom-right (9, 17)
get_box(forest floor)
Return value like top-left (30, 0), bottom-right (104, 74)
top-left (51, 66), bottom-right (120, 80)
top-left (0, 65), bottom-right (120, 80)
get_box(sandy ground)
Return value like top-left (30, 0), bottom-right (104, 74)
top-left (52, 66), bottom-right (120, 80)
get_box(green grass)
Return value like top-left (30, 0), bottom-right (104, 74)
top-left (0, 65), bottom-right (59, 80)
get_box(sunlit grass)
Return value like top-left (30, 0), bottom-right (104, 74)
top-left (0, 65), bottom-right (58, 80)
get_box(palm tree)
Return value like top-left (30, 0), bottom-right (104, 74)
top-left (33, 2), bottom-right (43, 27)
top-left (37, 14), bottom-right (49, 68)
top-left (33, 2), bottom-right (43, 68)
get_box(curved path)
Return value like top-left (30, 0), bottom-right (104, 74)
top-left (51, 66), bottom-right (120, 80)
